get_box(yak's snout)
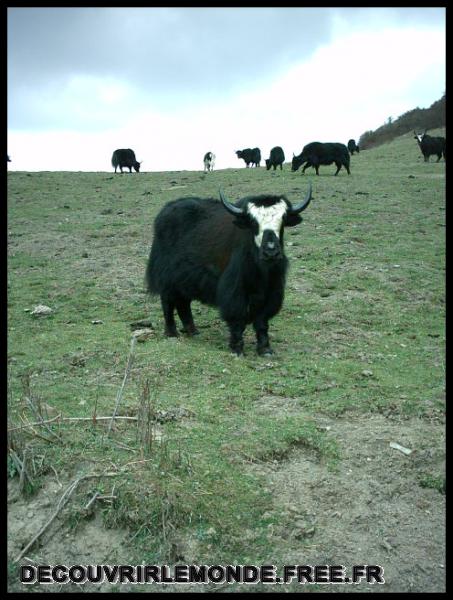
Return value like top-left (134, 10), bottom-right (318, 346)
top-left (260, 230), bottom-right (282, 261)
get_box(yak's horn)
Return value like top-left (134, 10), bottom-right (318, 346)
top-left (289, 182), bottom-right (312, 214)
top-left (219, 189), bottom-right (244, 215)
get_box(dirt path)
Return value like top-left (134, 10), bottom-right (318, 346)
top-left (248, 408), bottom-right (445, 593)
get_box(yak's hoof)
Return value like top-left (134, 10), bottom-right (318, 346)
top-left (230, 345), bottom-right (244, 356)
top-left (164, 328), bottom-right (179, 338)
top-left (180, 326), bottom-right (200, 336)
top-left (258, 347), bottom-right (274, 357)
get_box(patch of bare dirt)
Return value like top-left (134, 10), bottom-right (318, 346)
top-left (248, 410), bottom-right (445, 593)
top-left (7, 476), bottom-right (215, 594)
top-left (8, 477), bottom-right (133, 593)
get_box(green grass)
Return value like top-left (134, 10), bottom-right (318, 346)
top-left (7, 129), bottom-right (445, 564)
top-left (418, 473), bottom-right (446, 494)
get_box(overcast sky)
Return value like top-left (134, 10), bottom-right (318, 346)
top-left (7, 7), bottom-right (446, 172)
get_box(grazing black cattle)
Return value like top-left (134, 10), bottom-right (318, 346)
top-left (146, 184), bottom-right (312, 355)
top-left (414, 131), bottom-right (446, 162)
top-left (236, 147), bottom-right (261, 167)
top-left (203, 152), bottom-right (216, 172)
top-left (265, 146), bottom-right (285, 170)
top-left (347, 139), bottom-right (360, 155)
top-left (292, 142), bottom-right (350, 176)
top-left (111, 148), bottom-right (141, 173)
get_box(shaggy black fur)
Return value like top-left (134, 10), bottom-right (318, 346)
top-left (414, 133), bottom-right (446, 162)
top-left (111, 149), bottom-right (140, 173)
top-left (236, 148), bottom-right (261, 168)
top-left (292, 142), bottom-right (351, 176)
top-left (265, 146), bottom-right (285, 170)
top-left (347, 139), bottom-right (360, 155)
top-left (146, 194), bottom-right (305, 355)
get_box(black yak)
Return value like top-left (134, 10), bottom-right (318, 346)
top-left (236, 147), bottom-right (261, 167)
top-left (414, 131), bottom-right (446, 162)
top-left (292, 142), bottom-right (350, 176)
top-left (203, 152), bottom-right (216, 172)
top-left (111, 148), bottom-right (141, 173)
top-left (347, 139), bottom-right (360, 155)
top-left (265, 146), bottom-right (285, 170)
top-left (146, 184), bottom-right (312, 355)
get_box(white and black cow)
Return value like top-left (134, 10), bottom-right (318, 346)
top-left (203, 152), bottom-right (216, 172)
top-left (414, 131), bottom-right (446, 162)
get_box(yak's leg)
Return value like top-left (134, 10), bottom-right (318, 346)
top-left (334, 162), bottom-right (342, 175)
top-left (253, 316), bottom-right (273, 356)
top-left (227, 320), bottom-right (246, 356)
top-left (253, 287), bottom-right (284, 356)
top-left (176, 298), bottom-right (199, 335)
top-left (161, 293), bottom-right (178, 337)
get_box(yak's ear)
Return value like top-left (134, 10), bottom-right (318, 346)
top-left (284, 213), bottom-right (302, 227)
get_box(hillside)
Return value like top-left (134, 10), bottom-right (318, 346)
top-left (7, 132), bottom-right (445, 592)
top-left (359, 93), bottom-right (446, 150)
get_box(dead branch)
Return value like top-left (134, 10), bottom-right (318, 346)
top-left (10, 414), bottom-right (62, 432)
top-left (8, 415), bottom-right (138, 433)
top-left (9, 448), bottom-right (34, 490)
top-left (64, 416), bottom-right (138, 423)
top-left (19, 447), bottom-right (28, 491)
top-left (110, 440), bottom-right (137, 452)
top-left (14, 472), bottom-right (118, 563)
top-left (121, 458), bottom-right (154, 469)
top-left (107, 335), bottom-right (137, 436)
top-left (50, 465), bottom-right (63, 488)
top-left (84, 491), bottom-right (100, 511)
top-left (24, 382), bottom-right (61, 443)
top-left (18, 414), bottom-right (58, 443)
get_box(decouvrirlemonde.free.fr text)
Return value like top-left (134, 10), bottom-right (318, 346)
top-left (21, 564), bottom-right (385, 585)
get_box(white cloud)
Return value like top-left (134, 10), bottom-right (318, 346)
top-left (233, 27), bottom-right (445, 138)
top-left (8, 25), bottom-right (445, 172)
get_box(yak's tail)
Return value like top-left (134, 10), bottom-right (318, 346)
top-left (145, 255), bottom-right (157, 295)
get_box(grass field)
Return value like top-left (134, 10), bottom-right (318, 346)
top-left (7, 130), bottom-right (445, 592)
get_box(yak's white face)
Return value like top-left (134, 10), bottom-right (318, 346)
top-left (416, 134), bottom-right (424, 143)
top-left (247, 199), bottom-right (287, 247)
